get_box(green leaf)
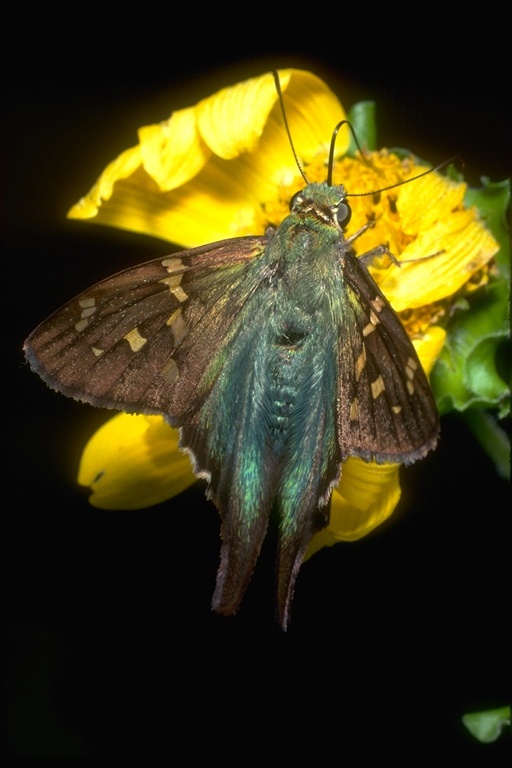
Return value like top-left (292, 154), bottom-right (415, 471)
top-left (431, 281), bottom-right (509, 414)
top-left (347, 102), bottom-right (376, 154)
top-left (465, 178), bottom-right (510, 279)
top-left (431, 178), bottom-right (510, 418)
top-left (462, 705), bottom-right (511, 743)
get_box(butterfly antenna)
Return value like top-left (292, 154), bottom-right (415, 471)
top-left (273, 71), bottom-right (308, 185)
top-left (327, 120), bottom-right (369, 186)
top-left (346, 156), bottom-right (462, 198)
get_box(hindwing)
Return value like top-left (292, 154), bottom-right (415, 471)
top-left (336, 249), bottom-right (439, 464)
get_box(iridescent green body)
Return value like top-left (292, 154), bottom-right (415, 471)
top-left (197, 185), bottom-right (346, 621)
top-left (24, 181), bottom-right (439, 628)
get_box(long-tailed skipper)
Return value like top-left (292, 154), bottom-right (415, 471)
top-left (24, 73), bottom-right (439, 629)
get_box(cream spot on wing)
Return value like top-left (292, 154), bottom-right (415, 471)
top-left (160, 357), bottom-right (179, 383)
top-left (371, 295), bottom-right (385, 313)
top-left (371, 375), bottom-right (385, 399)
top-left (392, 405), bottom-right (402, 414)
top-left (167, 307), bottom-right (188, 344)
top-left (75, 297), bottom-right (97, 331)
top-left (162, 256), bottom-right (185, 273)
top-left (406, 380), bottom-right (415, 396)
top-left (362, 321), bottom-right (376, 336)
top-left (350, 397), bottom-right (359, 421)
top-left (159, 275), bottom-right (188, 302)
top-left (124, 327), bottom-right (147, 352)
top-left (171, 286), bottom-right (188, 302)
top-left (79, 297), bottom-right (96, 309)
top-left (160, 274), bottom-right (182, 289)
top-left (90, 346), bottom-right (104, 357)
top-left (406, 357), bottom-right (418, 380)
top-left (369, 309), bottom-right (380, 326)
top-left (355, 347), bottom-right (366, 382)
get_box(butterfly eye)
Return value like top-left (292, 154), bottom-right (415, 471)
top-left (289, 191), bottom-right (302, 211)
top-left (336, 201), bottom-right (352, 228)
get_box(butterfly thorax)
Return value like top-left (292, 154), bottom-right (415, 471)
top-left (220, 192), bottom-right (345, 472)
top-left (265, 183), bottom-right (348, 319)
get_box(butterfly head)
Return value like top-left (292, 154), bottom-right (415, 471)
top-left (289, 182), bottom-right (352, 231)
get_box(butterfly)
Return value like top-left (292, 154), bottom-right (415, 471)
top-left (24, 81), bottom-right (439, 630)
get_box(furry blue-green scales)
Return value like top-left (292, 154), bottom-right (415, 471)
top-left (184, 185), bottom-right (344, 628)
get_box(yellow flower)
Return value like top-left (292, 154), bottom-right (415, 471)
top-left (78, 414), bottom-right (196, 509)
top-left (68, 70), bottom-right (345, 246)
top-left (72, 69), bottom-right (498, 558)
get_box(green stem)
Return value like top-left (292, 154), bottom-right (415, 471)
top-left (462, 409), bottom-right (510, 479)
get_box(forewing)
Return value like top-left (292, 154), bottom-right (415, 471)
top-left (24, 235), bottom-right (268, 421)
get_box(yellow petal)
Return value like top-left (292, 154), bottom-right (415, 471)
top-left (138, 107), bottom-right (211, 191)
top-left (398, 170), bottom-right (467, 233)
top-left (383, 215), bottom-right (499, 310)
top-left (377, 173), bottom-right (499, 310)
top-left (196, 70), bottom-right (294, 160)
top-left (68, 145), bottom-right (142, 219)
top-left (413, 325), bottom-right (447, 375)
top-left (78, 413), bottom-right (196, 509)
top-left (305, 458), bottom-right (401, 558)
top-left (67, 69), bottom-right (345, 247)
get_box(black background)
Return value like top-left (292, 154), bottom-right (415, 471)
top-left (4, 18), bottom-right (510, 759)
